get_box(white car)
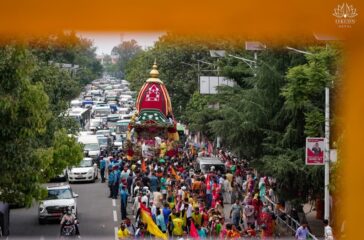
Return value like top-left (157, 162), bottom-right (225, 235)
top-left (113, 135), bottom-right (123, 150)
top-left (68, 158), bottom-right (98, 183)
top-left (38, 185), bottom-right (78, 224)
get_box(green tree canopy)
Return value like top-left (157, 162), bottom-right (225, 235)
top-left (0, 46), bottom-right (52, 206)
top-left (112, 39), bottom-right (143, 76)
top-left (0, 32), bottom-right (99, 206)
top-left (185, 43), bottom-right (342, 205)
top-left (28, 32), bottom-right (103, 86)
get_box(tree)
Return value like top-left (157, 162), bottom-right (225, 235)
top-left (185, 92), bottom-right (217, 140)
top-left (31, 63), bottom-right (81, 115)
top-left (28, 32), bottom-right (103, 86)
top-left (0, 32), bottom-right (98, 206)
top-left (0, 45), bottom-right (53, 206)
top-left (112, 39), bottom-right (142, 75)
top-left (186, 42), bottom-right (341, 205)
top-left (103, 54), bottom-right (120, 77)
top-left (43, 129), bottom-right (83, 180)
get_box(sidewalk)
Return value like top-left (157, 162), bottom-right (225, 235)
top-left (303, 203), bottom-right (324, 238)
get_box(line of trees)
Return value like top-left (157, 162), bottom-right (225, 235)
top-left (0, 32), bottom-right (103, 206)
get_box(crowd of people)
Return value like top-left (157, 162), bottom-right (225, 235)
top-left (98, 142), bottom-right (326, 240)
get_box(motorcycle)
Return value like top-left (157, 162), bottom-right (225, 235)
top-left (60, 218), bottom-right (79, 238)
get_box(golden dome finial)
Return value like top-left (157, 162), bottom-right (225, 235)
top-left (150, 59), bottom-right (159, 78)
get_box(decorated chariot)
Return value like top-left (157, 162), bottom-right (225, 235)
top-left (125, 61), bottom-right (179, 160)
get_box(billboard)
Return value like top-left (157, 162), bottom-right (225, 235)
top-left (245, 41), bottom-right (266, 51)
top-left (305, 137), bottom-right (325, 165)
top-left (200, 76), bottom-right (235, 94)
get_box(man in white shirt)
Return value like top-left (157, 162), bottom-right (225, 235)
top-left (141, 187), bottom-right (150, 207)
top-left (152, 187), bottom-right (163, 208)
top-left (181, 201), bottom-right (193, 232)
top-left (132, 195), bottom-right (141, 216)
top-left (223, 176), bottom-right (232, 204)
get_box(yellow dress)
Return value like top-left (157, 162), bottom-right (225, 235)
top-left (172, 218), bottom-right (184, 236)
top-left (191, 212), bottom-right (202, 226)
top-left (117, 228), bottom-right (130, 239)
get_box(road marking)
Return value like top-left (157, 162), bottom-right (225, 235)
top-left (112, 199), bottom-right (116, 207)
top-left (114, 226), bottom-right (118, 240)
top-left (113, 210), bottom-right (117, 222)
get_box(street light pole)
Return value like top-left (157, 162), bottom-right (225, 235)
top-left (181, 61), bottom-right (210, 94)
top-left (197, 61), bottom-right (200, 93)
top-left (324, 86), bottom-right (330, 221)
top-left (254, 51), bottom-right (257, 69)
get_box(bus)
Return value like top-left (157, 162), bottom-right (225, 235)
top-left (93, 105), bottom-right (111, 117)
top-left (67, 107), bottom-right (91, 130)
top-left (116, 119), bottom-right (130, 138)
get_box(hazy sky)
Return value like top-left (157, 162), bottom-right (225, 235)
top-left (78, 32), bottom-right (164, 55)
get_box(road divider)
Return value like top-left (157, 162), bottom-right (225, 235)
top-left (114, 226), bottom-right (118, 240)
top-left (113, 210), bottom-right (117, 222)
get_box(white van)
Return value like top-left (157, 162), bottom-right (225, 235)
top-left (93, 105), bottom-right (111, 117)
top-left (195, 157), bottom-right (226, 174)
top-left (116, 119), bottom-right (130, 138)
top-left (78, 135), bottom-right (100, 161)
top-left (89, 118), bottom-right (102, 131)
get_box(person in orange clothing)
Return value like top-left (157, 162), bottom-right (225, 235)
top-left (260, 207), bottom-right (274, 239)
top-left (244, 223), bottom-right (257, 237)
top-left (225, 223), bottom-right (241, 239)
top-left (192, 176), bottom-right (202, 194)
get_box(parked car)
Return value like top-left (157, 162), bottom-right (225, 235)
top-left (68, 158), bottom-right (98, 183)
top-left (38, 185), bottom-right (78, 224)
top-left (0, 202), bottom-right (10, 236)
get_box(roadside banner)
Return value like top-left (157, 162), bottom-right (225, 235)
top-left (306, 137), bottom-right (325, 165)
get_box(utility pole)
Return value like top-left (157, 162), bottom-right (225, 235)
top-left (254, 51), bottom-right (257, 68)
top-left (324, 41), bottom-right (333, 222)
top-left (254, 51), bottom-right (257, 77)
top-left (197, 61), bottom-right (200, 93)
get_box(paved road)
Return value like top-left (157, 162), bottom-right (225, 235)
top-left (8, 180), bottom-right (121, 240)
top-left (8, 179), bottom-right (233, 240)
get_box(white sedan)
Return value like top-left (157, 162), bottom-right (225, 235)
top-left (68, 158), bottom-right (98, 183)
